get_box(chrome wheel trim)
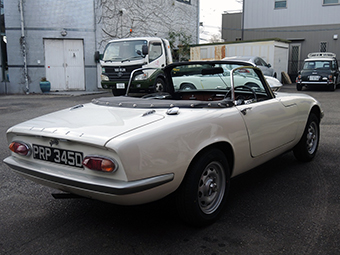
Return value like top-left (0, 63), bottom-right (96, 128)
top-left (155, 82), bottom-right (164, 92)
top-left (306, 121), bottom-right (318, 154)
top-left (198, 161), bottom-right (226, 215)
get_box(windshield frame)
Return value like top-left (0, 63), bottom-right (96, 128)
top-left (125, 60), bottom-right (275, 103)
top-left (102, 40), bottom-right (148, 62)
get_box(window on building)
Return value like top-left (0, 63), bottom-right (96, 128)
top-left (323, 0), bottom-right (340, 4)
top-left (177, 0), bottom-right (191, 4)
top-left (290, 45), bottom-right (300, 74)
top-left (275, 0), bottom-right (287, 8)
top-left (200, 48), bottom-right (208, 59)
top-left (320, 42), bottom-right (328, 52)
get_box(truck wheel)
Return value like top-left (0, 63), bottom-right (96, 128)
top-left (176, 149), bottom-right (230, 226)
top-left (293, 113), bottom-right (320, 162)
top-left (155, 78), bottom-right (165, 92)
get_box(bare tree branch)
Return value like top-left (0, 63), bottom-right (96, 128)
top-left (97, 0), bottom-right (198, 45)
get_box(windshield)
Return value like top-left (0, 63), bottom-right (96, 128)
top-left (303, 60), bottom-right (332, 70)
top-left (124, 62), bottom-right (272, 105)
top-left (102, 40), bottom-right (147, 62)
top-left (170, 63), bottom-right (265, 92)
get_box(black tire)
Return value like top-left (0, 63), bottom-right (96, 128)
top-left (180, 83), bottom-right (196, 90)
top-left (329, 83), bottom-right (336, 91)
top-left (176, 149), bottom-right (230, 226)
top-left (293, 113), bottom-right (320, 162)
top-left (154, 78), bottom-right (165, 92)
top-left (296, 83), bottom-right (302, 91)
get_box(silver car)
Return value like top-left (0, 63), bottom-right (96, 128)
top-left (224, 56), bottom-right (276, 77)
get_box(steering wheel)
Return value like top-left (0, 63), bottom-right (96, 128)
top-left (235, 85), bottom-right (257, 102)
top-left (244, 82), bottom-right (261, 90)
top-left (225, 85), bottom-right (257, 103)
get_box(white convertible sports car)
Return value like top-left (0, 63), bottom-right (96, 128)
top-left (4, 61), bottom-right (323, 226)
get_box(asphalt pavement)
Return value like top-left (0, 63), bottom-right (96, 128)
top-left (0, 85), bottom-right (339, 254)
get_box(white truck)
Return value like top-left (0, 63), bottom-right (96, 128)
top-left (96, 37), bottom-right (173, 95)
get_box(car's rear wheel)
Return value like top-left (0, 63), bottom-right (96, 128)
top-left (176, 149), bottom-right (230, 226)
top-left (293, 113), bottom-right (320, 162)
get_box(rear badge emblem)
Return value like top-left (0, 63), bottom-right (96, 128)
top-left (49, 139), bottom-right (59, 147)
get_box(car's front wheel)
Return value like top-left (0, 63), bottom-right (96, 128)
top-left (329, 82), bottom-right (336, 91)
top-left (154, 78), bottom-right (166, 92)
top-left (293, 113), bottom-right (320, 162)
top-left (176, 149), bottom-right (230, 226)
top-left (296, 83), bottom-right (302, 91)
top-left (180, 83), bottom-right (196, 90)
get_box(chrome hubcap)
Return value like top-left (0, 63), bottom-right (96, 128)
top-left (306, 121), bottom-right (318, 154)
top-left (155, 83), bottom-right (163, 92)
top-left (198, 161), bottom-right (226, 214)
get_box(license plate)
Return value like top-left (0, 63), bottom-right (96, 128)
top-left (309, 76), bottom-right (320, 81)
top-left (116, 83), bottom-right (125, 89)
top-left (33, 144), bottom-right (83, 168)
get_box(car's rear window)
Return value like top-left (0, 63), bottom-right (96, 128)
top-left (303, 60), bottom-right (331, 70)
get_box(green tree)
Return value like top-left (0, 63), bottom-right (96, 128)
top-left (168, 30), bottom-right (192, 62)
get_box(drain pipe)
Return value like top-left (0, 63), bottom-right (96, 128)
top-left (19, 0), bottom-right (29, 94)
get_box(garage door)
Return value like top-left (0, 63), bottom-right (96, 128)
top-left (44, 39), bottom-right (85, 91)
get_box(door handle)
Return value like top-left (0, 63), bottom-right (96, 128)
top-left (240, 107), bottom-right (252, 115)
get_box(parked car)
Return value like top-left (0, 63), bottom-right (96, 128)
top-left (223, 56), bottom-right (276, 77)
top-left (296, 52), bottom-right (340, 91)
top-left (170, 62), bottom-right (282, 92)
top-left (4, 60), bottom-right (323, 226)
top-left (263, 75), bottom-right (282, 91)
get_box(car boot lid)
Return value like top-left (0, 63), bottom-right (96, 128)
top-left (7, 102), bottom-right (165, 147)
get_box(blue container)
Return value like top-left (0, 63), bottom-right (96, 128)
top-left (40, 81), bottom-right (51, 92)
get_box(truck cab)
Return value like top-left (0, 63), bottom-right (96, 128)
top-left (99, 37), bottom-right (173, 96)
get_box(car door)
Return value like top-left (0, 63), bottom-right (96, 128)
top-left (233, 67), bottom-right (298, 157)
top-left (236, 99), bottom-right (298, 157)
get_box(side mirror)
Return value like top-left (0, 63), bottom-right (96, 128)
top-left (142, 45), bottom-right (148, 56)
top-left (94, 51), bottom-right (101, 62)
top-left (267, 63), bottom-right (272, 68)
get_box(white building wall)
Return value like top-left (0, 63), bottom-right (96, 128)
top-left (244, 0), bottom-right (340, 29)
top-left (1, 0), bottom-right (198, 94)
top-left (100, 0), bottom-right (199, 47)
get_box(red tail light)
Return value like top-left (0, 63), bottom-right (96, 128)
top-left (82, 156), bottom-right (118, 173)
top-left (9, 141), bottom-right (31, 156)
